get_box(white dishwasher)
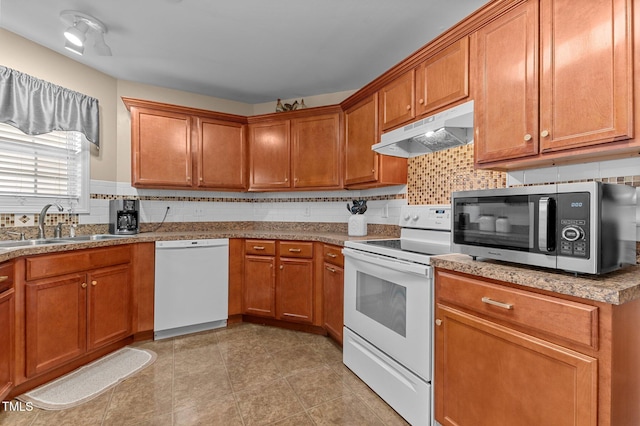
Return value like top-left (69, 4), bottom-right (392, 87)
top-left (154, 238), bottom-right (229, 340)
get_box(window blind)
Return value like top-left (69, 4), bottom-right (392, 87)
top-left (0, 123), bottom-right (83, 199)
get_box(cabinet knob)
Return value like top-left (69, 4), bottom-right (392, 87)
top-left (92, 280), bottom-right (97, 286)
top-left (406, 105), bottom-right (411, 111)
top-left (81, 282), bottom-right (87, 289)
top-left (524, 134), bottom-right (532, 142)
top-left (199, 177), bottom-right (203, 182)
top-left (279, 265), bottom-right (284, 270)
top-left (418, 98), bottom-right (424, 105)
top-left (435, 319), bottom-right (442, 326)
top-left (541, 130), bottom-right (550, 138)
top-left (284, 178), bottom-right (288, 182)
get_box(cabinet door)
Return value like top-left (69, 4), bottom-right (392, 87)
top-left (379, 70), bottom-right (415, 131)
top-left (0, 289), bottom-right (14, 401)
top-left (131, 106), bottom-right (193, 188)
top-left (243, 255), bottom-right (276, 317)
top-left (416, 37), bottom-right (470, 116)
top-left (291, 113), bottom-right (341, 189)
top-left (248, 120), bottom-right (290, 190)
top-left (435, 305), bottom-right (597, 426)
top-left (539, 0), bottom-right (632, 152)
top-left (25, 274), bottom-right (87, 377)
top-left (345, 95), bottom-right (379, 186)
top-left (474, 1), bottom-right (539, 164)
top-left (277, 258), bottom-right (314, 324)
top-left (87, 265), bottom-right (131, 351)
top-left (322, 262), bottom-right (343, 344)
top-left (197, 117), bottom-right (247, 190)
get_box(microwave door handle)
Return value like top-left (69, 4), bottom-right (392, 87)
top-left (538, 197), bottom-right (551, 252)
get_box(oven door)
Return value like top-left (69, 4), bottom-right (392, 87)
top-left (342, 247), bottom-right (432, 380)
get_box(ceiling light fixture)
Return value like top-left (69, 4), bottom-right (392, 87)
top-left (59, 10), bottom-right (112, 56)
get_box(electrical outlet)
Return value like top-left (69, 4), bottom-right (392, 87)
top-left (382, 203), bottom-right (389, 218)
top-left (304, 206), bottom-right (311, 217)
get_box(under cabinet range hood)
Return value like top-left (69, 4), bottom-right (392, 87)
top-left (372, 100), bottom-right (474, 158)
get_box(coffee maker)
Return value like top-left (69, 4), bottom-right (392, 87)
top-left (109, 199), bottom-right (140, 235)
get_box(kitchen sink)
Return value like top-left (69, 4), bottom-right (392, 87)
top-left (0, 234), bottom-right (131, 249)
top-left (0, 238), bottom-right (75, 248)
top-left (64, 234), bottom-right (131, 241)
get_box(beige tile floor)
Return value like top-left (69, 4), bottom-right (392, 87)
top-left (0, 323), bottom-right (409, 425)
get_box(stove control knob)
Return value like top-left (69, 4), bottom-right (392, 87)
top-left (403, 214), bottom-right (411, 221)
top-left (412, 215), bottom-right (419, 221)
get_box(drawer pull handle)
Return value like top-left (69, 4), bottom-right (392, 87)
top-left (0, 276), bottom-right (8, 283)
top-left (482, 297), bottom-right (513, 310)
top-left (288, 248), bottom-right (302, 253)
top-left (326, 253), bottom-right (337, 258)
top-left (326, 266), bottom-right (336, 273)
top-left (253, 246), bottom-right (265, 250)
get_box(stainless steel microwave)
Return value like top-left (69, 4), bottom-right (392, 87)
top-left (451, 182), bottom-right (637, 274)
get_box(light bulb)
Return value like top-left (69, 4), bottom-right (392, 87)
top-left (64, 20), bottom-right (89, 46)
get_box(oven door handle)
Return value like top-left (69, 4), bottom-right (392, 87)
top-left (342, 248), bottom-right (431, 277)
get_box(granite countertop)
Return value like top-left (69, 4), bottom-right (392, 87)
top-left (431, 253), bottom-right (640, 305)
top-left (0, 230), bottom-right (394, 263)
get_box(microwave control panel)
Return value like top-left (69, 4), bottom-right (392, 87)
top-left (556, 192), bottom-right (590, 258)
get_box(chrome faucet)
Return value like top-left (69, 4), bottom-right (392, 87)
top-left (38, 203), bottom-right (63, 239)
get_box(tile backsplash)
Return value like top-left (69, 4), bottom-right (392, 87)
top-left (407, 144), bottom-right (506, 205)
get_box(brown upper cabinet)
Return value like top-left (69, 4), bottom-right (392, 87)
top-left (248, 120), bottom-right (291, 191)
top-left (474, 0), bottom-right (635, 168)
top-left (248, 106), bottom-right (343, 191)
top-left (379, 36), bottom-right (470, 133)
top-left (344, 94), bottom-right (407, 188)
top-left (123, 98), bottom-right (247, 190)
top-left (416, 36), bottom-right (470, 116)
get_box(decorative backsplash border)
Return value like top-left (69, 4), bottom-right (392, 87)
top-left (90, 193), bottom-right (407, 203)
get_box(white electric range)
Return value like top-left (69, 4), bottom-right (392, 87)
top-left (342, 204), bottom-right (452, 426)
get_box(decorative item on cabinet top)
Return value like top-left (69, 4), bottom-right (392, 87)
top-left (275, 98), bottom-right (307, 112)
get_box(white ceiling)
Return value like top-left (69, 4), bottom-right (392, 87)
top-left (0, 0), bottom-right (488, 104)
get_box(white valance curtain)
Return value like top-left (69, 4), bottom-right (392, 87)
top-left (0, 66), bottom-right (100, 149)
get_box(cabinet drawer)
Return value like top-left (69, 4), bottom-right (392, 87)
top-left (436, 270), bottom-right (598, 349)
top-left (0, 262), bottom-right (13, 294)
top-left (26, 245), bottom-right (132, 281)
top-left (279, 241), bottom-right (313, 258)
top-left (245, 240), bottom-right (276, 256)
top-left (323, 244), bottom-right (344, 267)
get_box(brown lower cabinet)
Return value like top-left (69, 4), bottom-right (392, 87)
top-left (322, 244), bottom-right (344, 344)
top-left (435, 268), bottom-right (640, 426)
top-left (24, 246), bottom-right (132, 378)
top-left (0, 261), bottom-right (15, 401)
top-left (242, 240), bottom-right (315, 325)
